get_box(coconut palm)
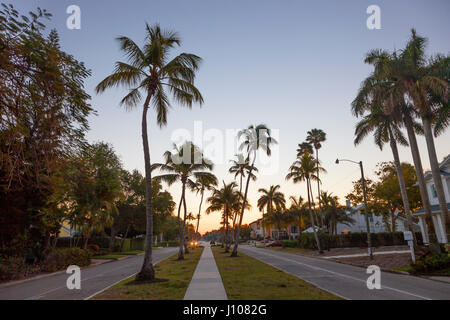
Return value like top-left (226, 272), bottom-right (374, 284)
top-left (206, 181), bottom-right (240, 252)
top-left (286, 153), bottom-right (324, 253)
top-left (231, 124), bottom-right (277, 257)
top-left (152, 141), bottom-right (215, 260)
top-left (228, 154), bottom-right (257, 243)
top-left (95, 24), bottom-right (203, 280)
top-left (190, 174), bottom-right (218, 239)
top-left (320, 192), bottom-right (355, 235)
top-left (352, 103), bottom-right (418, 245)
top-left (287, 196), bottom-right (308, 237)
top-left (296, 142), bottom-right (313, 157)
top-left (257, 185), bottom-right (286, 240)
top-left (306, 129), bottom-right (327, 229)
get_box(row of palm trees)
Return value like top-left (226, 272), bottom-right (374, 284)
top-left (352, 29), bottom-right (449, 248)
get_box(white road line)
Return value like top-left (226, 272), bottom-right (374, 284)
top-left (243, 247), bottom-right (431, 300)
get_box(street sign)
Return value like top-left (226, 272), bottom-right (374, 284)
top-left (403, 231), bottom-right (415, 263)
top-left (403, 231), bottom-right (413, 241)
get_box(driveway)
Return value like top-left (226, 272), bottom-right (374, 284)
top-left (0, 247), bottom-right (177, 300)
top-left (239, 245), bottom-right (450, 300)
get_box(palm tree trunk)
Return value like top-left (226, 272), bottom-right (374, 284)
top-left (177, 195), bottom-right (183, 255)
top-left (230, 175), bottom-right (243, 245)
top-left (136, 94), bottom-right (155, 281)
top-left (422, 117), bottom-right (448, 224)
top-left (178, 183), bottom-right (189, 260)
top-left (307, 178), bottom-right (322, 253)
top-left (231, 153), bottom-right (256, 257)
top-left (388, 128), bottom-right (417, 248)
top-left (195, 190), bottom-right (204, 238)
top-left (315, 148), bottom-right (324, 229)
top-left (403, 113), bottom-right (439, 245)
top-left (225, 211), bottom-right (230, 252)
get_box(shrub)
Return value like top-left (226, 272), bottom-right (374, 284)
top-left (158, 240), bottom-right (180, 247)
top-left (87, 244), bottom-right (100, 253)
top-left (41, 248), bottom-right (91, 272)
top-left (410, 254), bottom-right (450, 274)
top-left (0, 256), bottom-right (28, 281)
top-left (281, 240), bottom-right (298, 248)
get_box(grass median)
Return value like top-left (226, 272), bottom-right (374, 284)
top-left (92, 247), bottom-right (203, 300)
top-left (212, 246), bottom-right (340, 300)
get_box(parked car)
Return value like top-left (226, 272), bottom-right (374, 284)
top-left (265, 240), bottom-right (282, 247)
top-left (210, 240), bottom-right (216, 246)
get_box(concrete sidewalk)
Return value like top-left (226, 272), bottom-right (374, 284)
top-left (184, 245), bottom-right (227, 300)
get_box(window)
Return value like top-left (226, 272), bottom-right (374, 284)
top-left (431, 184), bottom-right (437, 198)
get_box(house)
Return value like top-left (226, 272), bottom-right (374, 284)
top-left (335, 201), bottom-right (411, 235)
top-left (58, 220), bottom-right (78, 237)
top-left (249, 218), bottom-right (299, 240)
top-left (413, 154), bottom-right (450, 244)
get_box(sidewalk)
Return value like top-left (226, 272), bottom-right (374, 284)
top-left (184, 245), bottom-right (228, 300)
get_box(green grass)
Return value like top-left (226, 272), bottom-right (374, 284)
top-left (392, 265), bottom-right (413, 273)
top-left (92, 247), bottom-right (204, 300)
top-left (212, 246), bottom-right (341, 300)
top-left (93, 254), bottom-right (125, 260)
top-left (112, 250), bottom-right (144, 255)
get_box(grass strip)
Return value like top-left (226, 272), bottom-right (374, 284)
top-left (93, 247), bottom-right (204, 300)
top-left (212, 246), bottom-right (341, 300)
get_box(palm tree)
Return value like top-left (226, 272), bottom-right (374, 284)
top-left (152, 141), bottom-right (215, 260)
top-left (296, 142), bottom-right (313, 157)
top-left (264, 208), bottom-right (288, 240)
top-left (306, 129), bottom-right (327, 229)
top-left (352, 103), bottom-right (417, 246)
top-left (231, 124), bottom-right (277, 257)
top-left (190, 174), bottom-right (218, 239)
top-left (286, 153), bottom-right (324, 253)
top-left (95, 24), bottom-right (203, 281)
top-left (287, 196), bottom-right (308, 238)
top-left (320, 192), bottom-right (355, 235)
top-left (228, 154), bottom-right (257, 244)
top-left (206, 181), bottom-right (240, 252)
top-left (186, 212), bottom-right (196, 244)
top-left (257, 185), bottom-right (286, 240)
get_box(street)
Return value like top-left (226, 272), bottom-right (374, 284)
top-left (0, 248), bottom-right (177, 300)
top-left (239, 245), bottom-right (450, 300)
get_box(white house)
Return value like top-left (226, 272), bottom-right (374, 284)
top-left (413, 154), bottom-right (450, 244)
top-left (335, 202), bottom-right (410, 235)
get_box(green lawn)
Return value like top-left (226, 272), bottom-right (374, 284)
top-left (113, 250), bottom-right (144, 255)
top-left (92, 247), bottom-right (203, 300)
top-left (212, 246), bottom-right (340, 300)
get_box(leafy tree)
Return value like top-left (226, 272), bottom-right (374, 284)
top-left (0, 5), bottom-right (94, 258)
top-left (96, 24), bottom-right (203, 281)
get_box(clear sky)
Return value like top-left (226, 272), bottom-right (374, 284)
top-left (14, 0), bottom-right (450, 233)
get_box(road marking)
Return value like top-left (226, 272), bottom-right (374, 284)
top-left (24, 249), bottom-right (176, 300)
top-left (242, 247), bottom-right (431, 300)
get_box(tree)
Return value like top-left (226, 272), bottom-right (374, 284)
top-left (286, 153), bottom-right (324, 253)
top-left (286, 196), bottom-right (308, 237)
top-left (257, 185), bottom-right (286, 240)
top-left (306, 129), bottom-right (327, 229)
top-left (190, 174), bottom-right (218, 239)
top-left (352, 102), bottom-right (417, 244)
top-left (320, 192), bottom-right (355, 235)
top-left (228, 154), bottom-right (257, 243)
top-left (96, 24), bottom-right (203, 281)
top-left (153, 141), bottom-right (214, 260)
top-left (66, 142), bottom-right (123, 249)
top-left (206, 181), bottom-right (240, 252)
top-left (0, 5), bottom-right (94, 259)
top-left (231, 124), bottom-right (277, 257)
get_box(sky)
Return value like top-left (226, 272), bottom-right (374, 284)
top-left (13, 0), bottom-right (450, 234)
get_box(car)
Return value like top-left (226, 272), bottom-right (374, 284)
top-left (210, 240), bottom-right (216, 246)
top-left (265, 240), bottom-right (282, 247)
top-left (189, 240), bottom-right (199, 248)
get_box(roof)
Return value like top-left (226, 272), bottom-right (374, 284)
top-left (422, 154), bottom-right (450, 181)
top-left (413, 203), bottom-right (450, 216)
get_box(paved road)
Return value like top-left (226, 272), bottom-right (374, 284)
top-left (239, 246), bottom-right (450, 300)
top-left (184, 243), bottom-right (227, 300)
top-left (0, 248), bottom-right (177, 300)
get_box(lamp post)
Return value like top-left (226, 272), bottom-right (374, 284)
top-left (336, 158), bottom-right (373, 260)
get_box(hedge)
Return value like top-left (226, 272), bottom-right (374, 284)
top-left (282, 232), bottom-right (423, 250)
top-left (41, 248), bottom-right (91, 272)
top-left (56, 237), bottom-right (146, 251)
top-left (157, 240), bottom-right (180, 247)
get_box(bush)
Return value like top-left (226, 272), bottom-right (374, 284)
top-left (41, 248), bottom-right (91, 272)
top-left (0, 256), bottom-right (28, 281)
top-left (87, 244), bottom-right (100, 253)
top-left (158, 240), bottom-right (180, 247)
top-left (410, 254), bottom-right (450, 274)
top-left (281, 240), bottom-right (298, 248)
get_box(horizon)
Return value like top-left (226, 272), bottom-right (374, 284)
top-left (13, 0), bottom-right (450, 234)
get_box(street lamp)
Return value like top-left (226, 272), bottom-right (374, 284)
top-left (336, 158), bottom-right (373, 260)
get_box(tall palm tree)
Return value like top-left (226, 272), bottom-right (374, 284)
top-left (152, 141), bottom-right (215, 260)
top-left (190, 174), bottom-right (218, 239)
top-left (352, 103), bottom-right (418, 246)
top-left (95, 24), bottom-right (203, 281)
top-left (257, 185), bottom-right (286, 240)
top-left (306, 129), bottom-right (327, 229)
top-left (231, 124), bottom-right (277, 257)
top-left (228, 154), bottom-right (257, 243)
top-left (206, 181), bottom-right (240, 252)
top-left (296, 142), bottom-right (313, 157)
top-left (286, 153), bottom-right (324, 253)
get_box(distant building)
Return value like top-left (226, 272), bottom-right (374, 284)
top-left (413, 154), bottom-right (450, 244)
